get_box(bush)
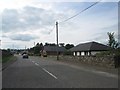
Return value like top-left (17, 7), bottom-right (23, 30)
top-left (95, 51), bottom-right (111, 57)
top-left (64, 51), bottom-right (72, 55)
top-left (2, 50), bottom-right (13, 57)
top-left (95, 48), bottom-right (120, 57)
top-left (95, 48), bottom-right (120, 68)
top-left (114, 48), bottom-right (120, 56)
top-left (2, 49), bottom-right (13, 63)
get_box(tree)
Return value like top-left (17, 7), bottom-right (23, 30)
top-left (40, 43), bottom-right (44, 50)
top-left (107, 32), bottom-right (119, 49)
top-left (44, 43), bottom-right (56, 46)
top-left (59, 43), bottom-right (65, 47)
top-left (65, 44), bottom-right (74, 50)
top-left (45, 43), bottom-right (49, 46)
top-left (33, 43), bottom-right (43, 55)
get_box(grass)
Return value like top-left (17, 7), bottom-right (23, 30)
top-left (2, 55), bottom-right (16, 63)
top-left (0, 53), bottom-right (1, 63)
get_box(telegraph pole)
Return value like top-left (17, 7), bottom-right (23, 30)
top-left (25, 46), bottom-right (26, 50)
top-left (34, 42), bottom-right (35, 55)
top-left (56, 21), bottom-right (59, 60)
top-left (12, 44), bottom-right (14, 51)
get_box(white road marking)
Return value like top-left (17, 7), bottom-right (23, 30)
top-left (30, 59), bottom-right (117, 79)
top-left (35, 63), bottom-right (39, 66)
top-left (42, 68), bottom-right (58, 79)
top-left (32, 61), bottom-right (35, 63)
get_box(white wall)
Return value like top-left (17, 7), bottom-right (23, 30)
top-left (88, 52), bottom-right (90, 56)
top-left (73, 52), bottom-right (76, 56)
top-left (81, 52), bottom-right (85, 56)
top-left (77, 52), bottom-right (80, 56)
top-left (73, 51), bottom-right (101, 56)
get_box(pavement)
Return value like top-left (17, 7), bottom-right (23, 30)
top-left (2, 55), bottom-right (119, 88)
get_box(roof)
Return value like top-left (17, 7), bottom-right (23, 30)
top-left (70, 41), bottom-right (111, 52)
top-left (44, 46), bottom-right (66, 52)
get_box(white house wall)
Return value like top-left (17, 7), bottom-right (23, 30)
top-left (73, 52), bottom-right (76, 56)
top-left (77, 52), bottom-right (80, 56)
top-left (88, 52), bottom-right (90, 56)
top-left (73, 51), bottom-right (101, 56)
top-left (81, 52), bottom-right (85, 56)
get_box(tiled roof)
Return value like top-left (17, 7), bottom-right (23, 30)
top-left (70, 41), bottom-right (111, 51)
top-left (44, 46), bottom-right (66, 52)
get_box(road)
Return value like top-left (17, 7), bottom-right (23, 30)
top-left (2, 55), bottom-right (118, 88)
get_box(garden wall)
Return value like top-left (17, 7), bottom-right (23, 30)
top-left (59, 55), bottom-right (119, 68)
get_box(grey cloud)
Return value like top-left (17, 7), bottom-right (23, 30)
top-left (10, 34), bottom-right (38, 41)
top-left (1, 34), bottom-right (7, 38)
top-left (101, 24), bottom-right (118, 32)
top-left (23, 6), bottom-right (44, 13)
top-left (2, 6), bottom-right (56, 33)
top-left (2, 9), bottom-right (20, 32)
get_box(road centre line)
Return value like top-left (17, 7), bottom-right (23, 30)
top-left (32, 61), bottom-right (35, 63)
top-left (32, 61), bottom-right (57, 79)
top-left (35, 63), bottom-right (39, 66)
top-left (42, 68), bottom-right (58, 79)
top-left (30, 59), bottom-right (117, 79)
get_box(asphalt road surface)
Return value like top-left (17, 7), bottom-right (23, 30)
top-left (2, 55), bottom-right (118, 88)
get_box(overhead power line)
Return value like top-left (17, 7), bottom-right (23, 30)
top-left (59, 0), bottom-right (102, 24)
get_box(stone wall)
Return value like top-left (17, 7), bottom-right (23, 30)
top-left (59, 55), bottom-right (117, 68)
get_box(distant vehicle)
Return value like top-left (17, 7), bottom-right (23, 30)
top-left (40, 50), bottom-right (47, 57)
top-left (23, 53), bottom-right (28, 58)
top-left (22, 52), bottom-right (29, 58)
top-left (43, 52), bottom-right (47, 57)
top-left (19, 53), bottom-right (21, 55)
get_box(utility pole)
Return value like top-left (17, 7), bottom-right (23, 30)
top-left (12, 44), bottom-right (14, 54)
top-left (34, 42), bottom-right (35, 55)
top-left (0, 40), bottom-right (1, 49)
top-left (12, 44), bottom-right (14, 50)
top-left (25, 46), bottom-right (26, 50)
top-left (56, 21), bottom-right (59, 60)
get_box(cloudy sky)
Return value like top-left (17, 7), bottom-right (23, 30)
top-left (0, 0), bottom-right (119, 49)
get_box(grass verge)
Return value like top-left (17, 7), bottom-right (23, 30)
top-left (2, 55), bottom-right (17, 64)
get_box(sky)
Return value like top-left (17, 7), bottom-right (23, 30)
top-left (0, 0), bottom-right (119, 49)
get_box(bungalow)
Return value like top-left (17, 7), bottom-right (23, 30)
top-left (70, 41), bottom-right (111, 56)
top-left (43, 46), bottom-right (66, 55)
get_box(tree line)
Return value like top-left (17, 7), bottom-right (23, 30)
top-left (28, 43), bottom-right (74, 55)
top-left (27, 32), bottom-right (119, 55)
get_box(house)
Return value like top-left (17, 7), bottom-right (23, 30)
top-left (70, 41), bottom-right (111, 56)
top-left (42, 46), bottom-right (66, 55)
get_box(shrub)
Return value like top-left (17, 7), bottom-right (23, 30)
top-left (64, 51), bottom-right (72, 55)
top-left (2, 49), bottom-right (13, 63)
top-left (2, 50), bottom-right (13, 58)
